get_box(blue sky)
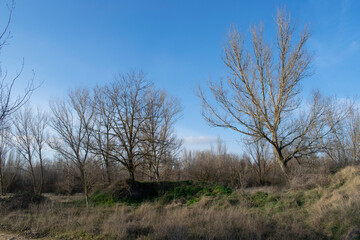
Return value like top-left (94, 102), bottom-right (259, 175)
top-left (0, 0), bottom-right (359, 154)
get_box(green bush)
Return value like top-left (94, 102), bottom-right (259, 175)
top-left (159, 182), bottom-right (232, 205)
top-left (82, 181), bottom-right (232, 206)
top-left (246, 191), bottom-right (280, 208)
top-left (89, 191), bottom-right (116, 206)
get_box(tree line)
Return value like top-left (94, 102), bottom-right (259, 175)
top-left (1, 71), bottom-right (183, 207)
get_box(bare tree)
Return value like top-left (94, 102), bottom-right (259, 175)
top-left (92, 71), bottom-right (182, 184)
top-left (53, 156), bottom-right (78, 195)
top-left (0, 1), bottom-right (36, 194)
top-left (49, 88), bottom-right (95, 207)
top-left (99, 71), bottom-right (151, 184)
top-left (0, 0), bottom-right (36, 129)
top-left (0, 149), bottom-right (22, 194)
top-left (323, 102), bottom-right (359, 164)
top-left (30, 108), bottom-right (48, 194)
top-left (12, 107), bottom-right (37, 193)
top-left (182, 139), bottom-right (250, 188)
top-left (246, 138), bottom-right (271, 185)
top-left (198, 9), bottom-right (334, 176)
top-left (348, 107), bottom-right (360, 163)
top-left (0, 126), bottom-right (11, 195)
top-left (140, 88), bottom-right (182, 181)
top-left (11, 107), bottom-right (48, 194)
top-left (91, 86), bottom-right (116, 185)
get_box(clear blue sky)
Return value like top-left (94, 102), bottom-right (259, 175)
top-left (0, 0), bottom-right (359, 154)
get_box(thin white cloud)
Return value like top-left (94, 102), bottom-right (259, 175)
top-left (184, 136), bottom-right (217, 145)
top-left (341, 0), bottom-right (352, 13)
top-left (314, 40), bottom-right (360, 68)
top-left (349, 41), bottom-right (360, 52)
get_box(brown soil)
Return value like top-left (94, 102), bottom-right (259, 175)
top-left (0, 232), bottom-right (28, 240)
top-left (0, 232), bottom-right (53, 240)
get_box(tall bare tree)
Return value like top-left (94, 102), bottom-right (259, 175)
top-left (0, 126), bottom-right (11, 195)
top-left (12, 107), bottom-right (37, 193)
top-left (1, 1), bottom-right (37, 195)
top-left (140, 88), bottom-right (182, 180)
top-left (92, 71), bottom-right (182, 184)
top-left (100, 71), bottom-right (150, 184)
top-left (198, 9), bottom-right (334, 176)
top-left (12, 107), bottom-right (48, 194)
top-left (0, 0), bottom-right (36, 129)
top-left (91, 86), bottom-right (116, 185)
top-left (49, 88), bottom-right (95, 207)
top-left (30, 108), bottom-right (48, 194)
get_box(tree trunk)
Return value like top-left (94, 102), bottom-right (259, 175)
top-left (66, 163), bottom-right (72, 195)
top-left (0, 172), bottom-right (4, 196)
top-left (80, 168), bottom-right (89, 208)
top-left (274, 147), bottom-right (289, 178)
top-left (129, 169), bottom-right (135, 185)
top-left (38, 151), bottom-right (44, 195)
top-left (105, 158), bottom-right (111, 185)
top-left (84, 184), bottom-right (89, 208)
top-left (29, 161), bottom-right (37, 194)
top-left (0, 162), bottom-right (4, 195)
top-left (155, 160), bottom-right (160, 181)
top-left (104, 143), bottom-right (112, 185)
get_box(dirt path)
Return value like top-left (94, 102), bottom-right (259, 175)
top-left (0, 232), bottom-right (53, 240)
top-left (0, 232), bottom-right (27, 240)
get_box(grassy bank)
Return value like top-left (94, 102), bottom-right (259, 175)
top-left (0, 166), bottom-right (359, 240)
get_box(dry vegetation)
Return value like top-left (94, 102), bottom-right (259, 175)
top-left (0, 165), bottom-right (359, 240)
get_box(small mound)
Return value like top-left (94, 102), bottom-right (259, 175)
top-left (93, 180), bottom-right (232, 205)
top-left (105, 179), bottom-right (160, 202)
top-left (105, 179), bottom-right (134, 200)
top-left (309, 165), bottom-right (360, 238)
top-left (332, 165), bottom-right (360, 190)
top-left (1, 192), bottom-right (47, 210)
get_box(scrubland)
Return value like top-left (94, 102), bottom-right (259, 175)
top-left (0, 165), bottom-right (359, 240)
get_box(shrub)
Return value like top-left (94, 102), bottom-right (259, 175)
top-left (0, 192), bottom-right (46, 210)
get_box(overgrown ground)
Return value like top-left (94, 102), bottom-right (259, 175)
top-left (0, 166), bottom-right (359, 240)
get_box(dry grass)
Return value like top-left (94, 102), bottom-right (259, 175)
top-left (1, 201), bottom-right (265, 239)
top-left (308, 166), bottom-right (360, 238)
top-left (0, 199), bottom-right (320, 239)
top-left (1, 166), bottom-right (360, 240)
top-left (42, 193), bottom-right (84, 203)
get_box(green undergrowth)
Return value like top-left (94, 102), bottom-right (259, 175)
top-left (76, 179), bottom-right (323, 214)
top-left (159, 181), bottom-right (232, 205)
top-left (74, 179), bottom-right (324, 212)
top-left (245, 188), bottom-right (322, 212)
top-left (72, 180), bottom-right (233, 207)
